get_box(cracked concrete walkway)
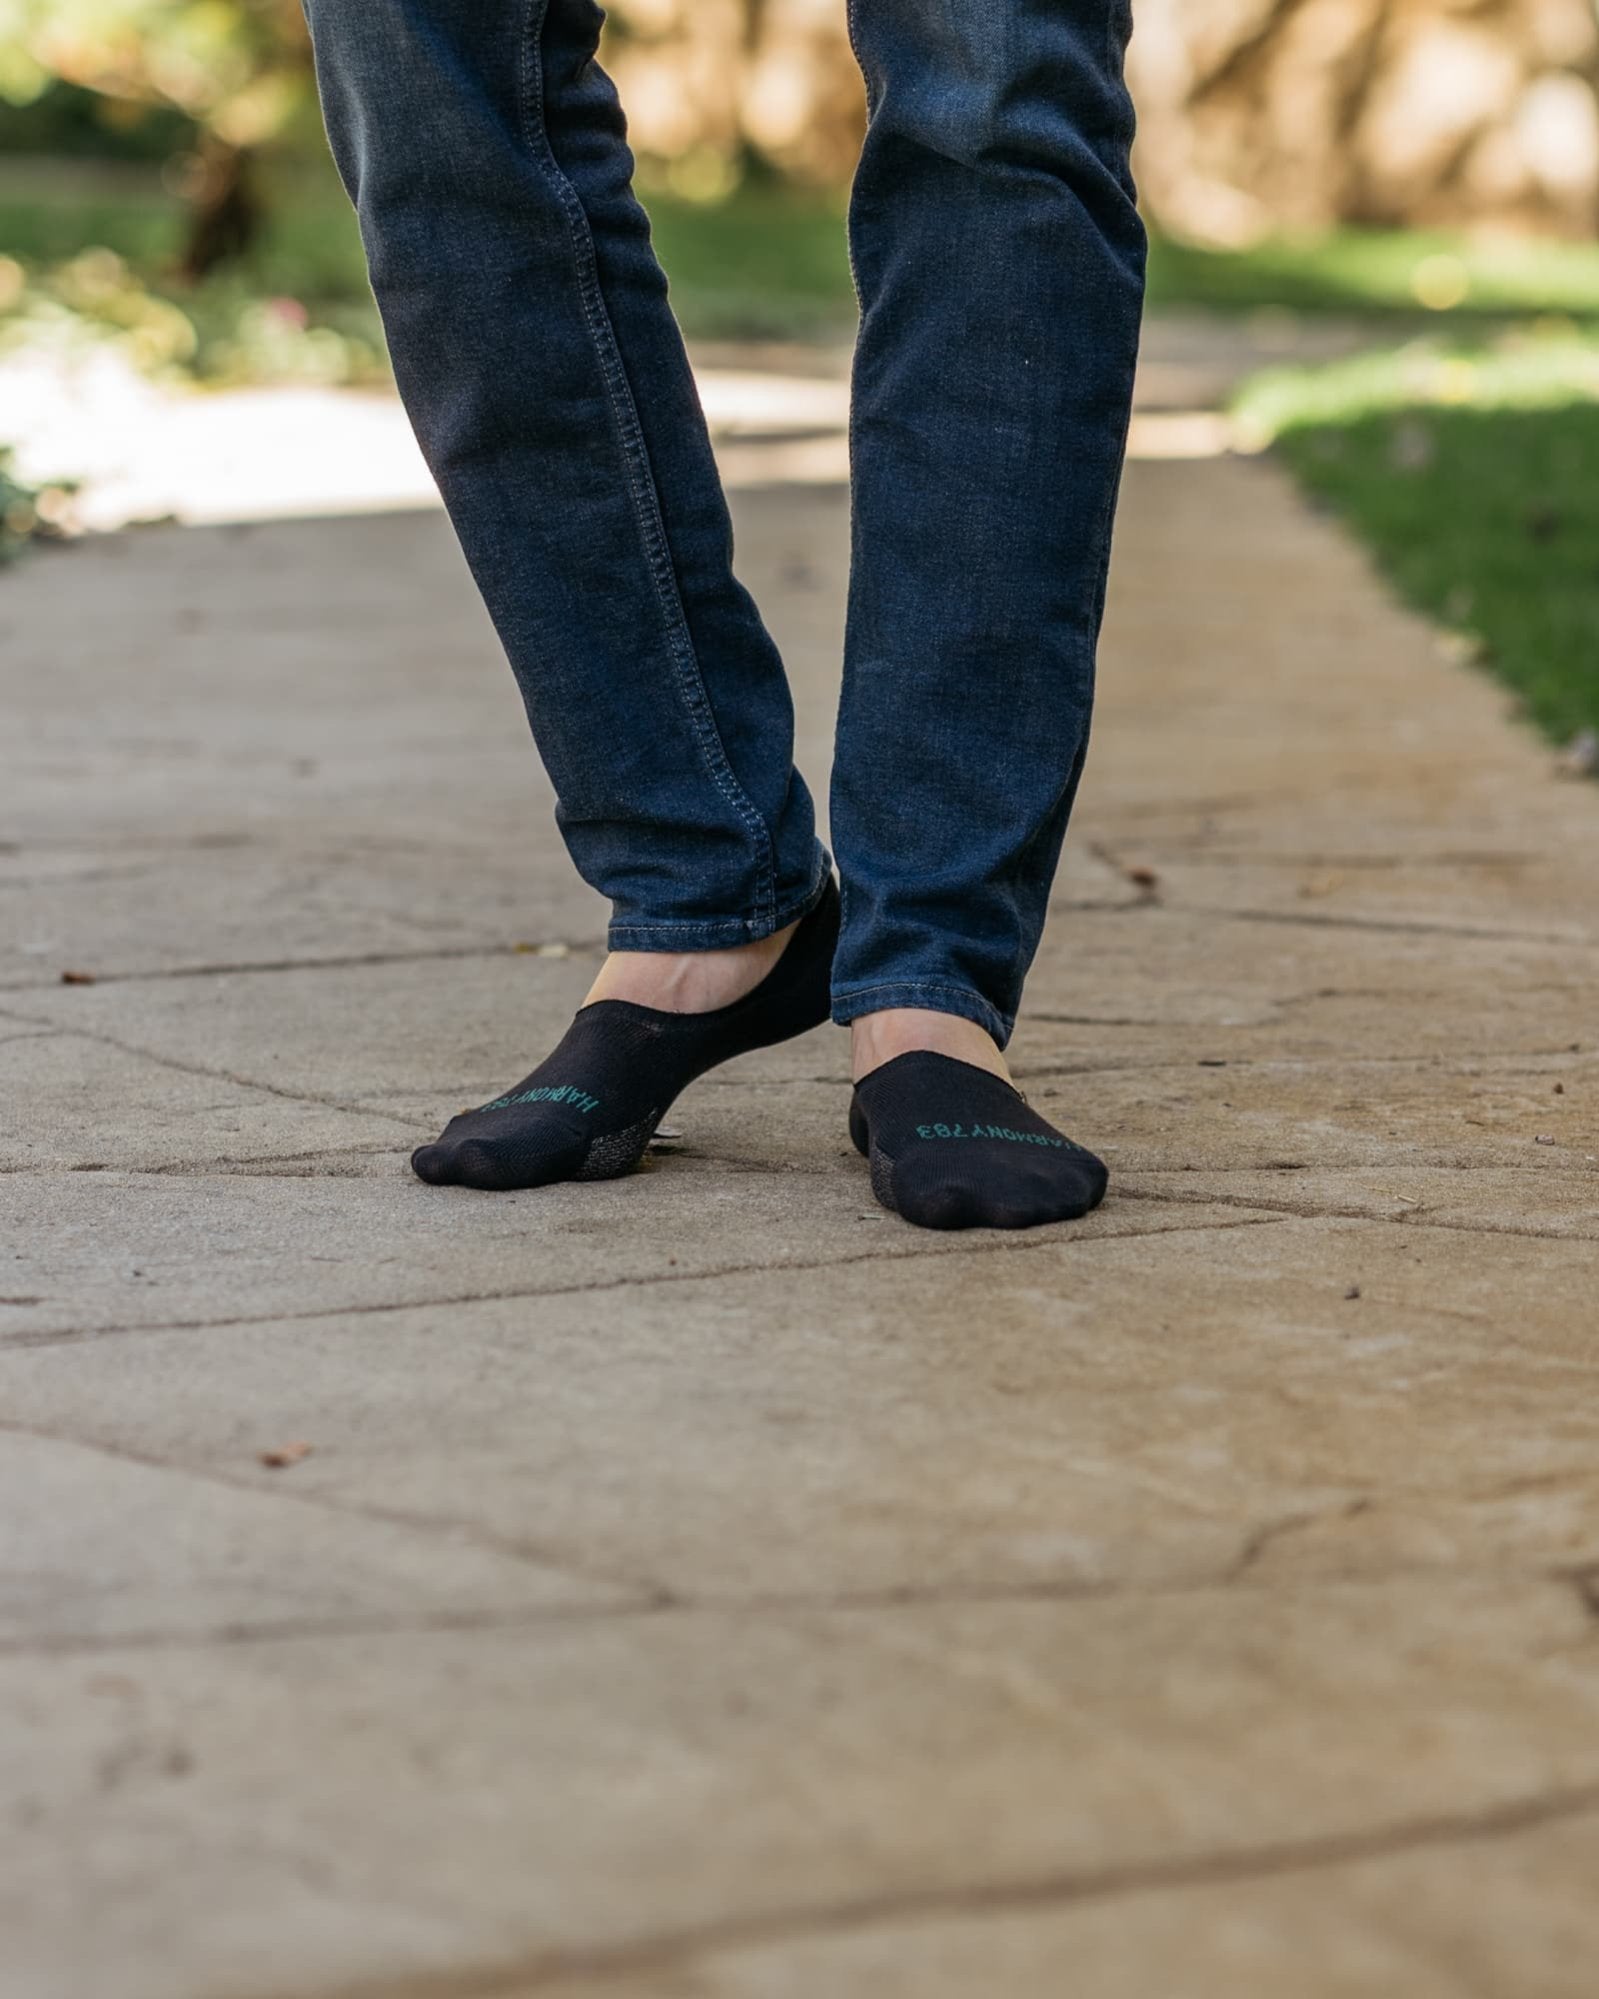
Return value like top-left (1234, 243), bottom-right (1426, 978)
top-left (4, 394), bottom-right (1599, 1997)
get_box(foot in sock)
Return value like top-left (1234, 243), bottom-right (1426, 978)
top-left (412, 877), bottom-right (839, 1191)
top-left (849, 1049), bottom-right (1108, 1230)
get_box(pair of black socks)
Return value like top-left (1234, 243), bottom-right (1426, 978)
top-left (412, 879), bottom-right (1106, 1229)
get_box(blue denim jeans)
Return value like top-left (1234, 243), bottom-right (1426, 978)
top-left (305, 0), bottom-right (1145, 1047)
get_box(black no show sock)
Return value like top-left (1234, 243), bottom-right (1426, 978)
top-left (413, 878), bottom-right (840, 1192)
top-left (850, 1050), bottom-right (1108, 1231)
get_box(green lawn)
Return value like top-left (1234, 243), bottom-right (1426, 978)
top-left (1146, 226), bottom-right (1599, 321)
top-left (1151, 228), bottom-right (1599, 759)
top-left (0, 153), bottom-right (858, 376)
top-left (1236, 333), bottom-right (1599, 750)
top-left (15, 150), bottom-right (1599, 368)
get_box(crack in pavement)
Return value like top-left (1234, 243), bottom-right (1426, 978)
top-left (368, 1042), bottom-right (1593, 1104)
top-left (1116, 1182), bottom-right (1599, 1240)
top-left (1214, 905), bottom-right (1599, 950)
top-left (0, 938), bottom-right (604, 993)
top-left (1117, 1157), bottom-right (1599, 1177)
top-left (1052, 857), bottom-right (1599, 951)
top-left (0, 865), bottom-right (159, 892)
top-left (0, 1010), bottom-right (435, 1134)
top-left (0, 1568), bottom-right (1387, 1660)
top-left (0, 1027), bottom-right (62, 1049)
top-left (0, 1416), bottom-right (662, 1605)
top-left (139, 1141), bottom-right (410, 1177)
top-left (1015, 1040), bottom-right (1593, 1068)
top-left (5, 1545), bottom-right (1594, 1662)
top-left (1125, 849), bottom-right (1539, 872)
top-left (0, 1212), bottom-right (1288, 1353)
top-left (1225, 1498), bottom-right (1377, 1582)
top-left (0, 1142), bottom-right (412, 1180)
top-left (255, 1781), bottom-right (1599, 1998)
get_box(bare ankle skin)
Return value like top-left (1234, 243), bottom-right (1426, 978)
top-left (850, 1008), bottom-right (1011, 1086)
top-left (583, 918), bottom-right (800, 1015)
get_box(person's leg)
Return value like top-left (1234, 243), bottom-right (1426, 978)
top-left (833, 0), bottom-right (1146, 1228)
top-left (304, 0), bottom-right (833, 1187)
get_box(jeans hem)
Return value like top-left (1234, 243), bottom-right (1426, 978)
top-left (829, 980), bottom-right (1014, 1050)
top-left (607, 850), bottom-right (832, 953)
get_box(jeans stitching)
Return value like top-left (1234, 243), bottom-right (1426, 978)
top-left (610, 854), bottom-right (829, 940)
top-left (1026, 350), bottom-right (1134, 869)
top-left (1107, 0), bottom-right (1140, 187)
top-left (1021, 29), bottom-right (1143, 899)
top-left (834, 979), bottom-right (998, 999)
top-left (843, 0), bottom-right (877, 124)
top-left (517, 0), bottom-right (776, 932)
top-left (831, 979), bottom-right (1014, 1030)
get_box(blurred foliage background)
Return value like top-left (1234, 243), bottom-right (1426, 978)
top-left (1, 0), bottom-right (1597, 746)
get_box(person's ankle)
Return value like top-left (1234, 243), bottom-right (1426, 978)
top-left (583, 920), bottom-right (798, 1015)
top-left (850, 1007), bottom-right (1010, 1086)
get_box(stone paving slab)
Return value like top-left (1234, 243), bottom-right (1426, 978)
top-left (7, 1578), bottom-right (1599, 1999)
top-left (5, 424), bottom-right (1599, 1995)
top-left (0, 1028), bottom-right (421, 1173)
top-left (0, 849), bottom-right (600, 990)
top-left (7, 905), bottom-right (1593, 1190)
top-left (0, 1167), bottom-right (1260, 1344)
top-left (1130, 1166), bottom-right (1599, 1238)
top-left (10, 895), bottom-right (1592, 1065)
top-left (5, 1218), bottom-right (1598, 1610)
top-left (0, 1427), bottom-right (623, 1651)
top-left (526, 1813), bottom-right (1599, 1999)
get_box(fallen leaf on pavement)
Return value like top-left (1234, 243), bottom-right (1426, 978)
top-left (259, 1442), bottom-right (313, 1469)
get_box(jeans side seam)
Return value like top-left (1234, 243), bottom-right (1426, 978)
top-left (1030, 293), bottom-right (1142, 863)
top-left (516, 0), bottom-right (777, 932)
top-left (843, 0), bottom-right (877, 124)
top-left (841, 0), bottom-right (875, 317)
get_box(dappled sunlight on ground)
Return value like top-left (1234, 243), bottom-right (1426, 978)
top-left (0, 318), bottom-right (1315, 532)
